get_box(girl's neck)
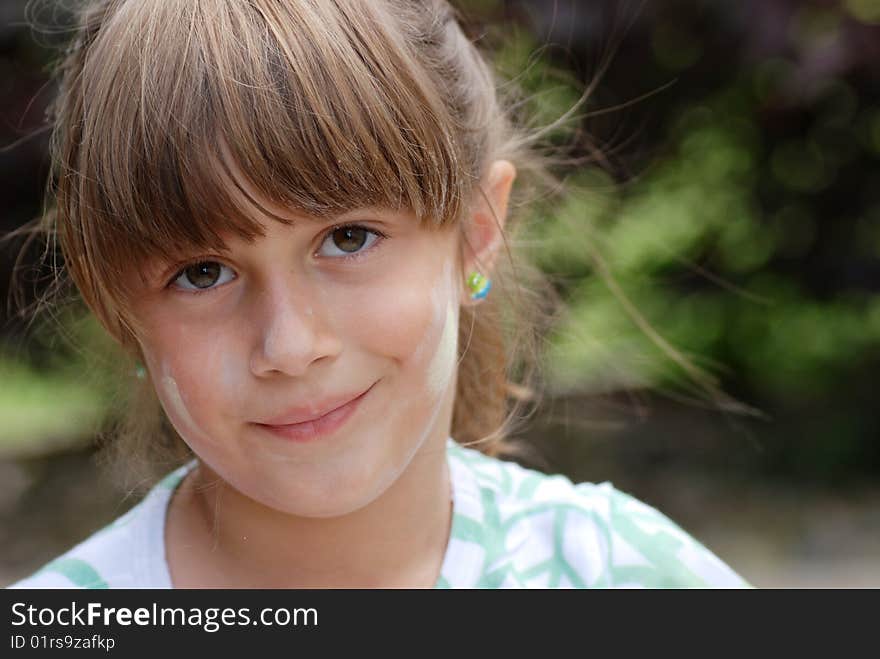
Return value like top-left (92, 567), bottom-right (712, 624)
top-left (165, 431), bottom-right (452, 588)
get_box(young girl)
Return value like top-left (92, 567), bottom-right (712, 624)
top-left (9, 0), bottom-right (747, 588)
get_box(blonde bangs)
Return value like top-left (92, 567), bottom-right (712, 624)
top-left (61, 0), bottom-right (474, 319)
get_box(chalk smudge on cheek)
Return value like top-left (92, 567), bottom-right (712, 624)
top-left (160, 373), bottom-right (209, 444)
top-left (410, 261), bottom-right (448, 363)
top-left (426, 299), bottom-right (458, 398)
top-left (420, 260), bottom-right (458, 397)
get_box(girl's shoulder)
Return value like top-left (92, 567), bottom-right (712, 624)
top-left (444, 440), bottom-right (750, 588)
top-left (6, 463), bottom-right (193, 590)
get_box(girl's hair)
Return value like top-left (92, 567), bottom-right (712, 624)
top-left (9, 0), bottom-right (564, 489)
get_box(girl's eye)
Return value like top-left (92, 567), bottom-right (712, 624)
top-left (168, 224), bottom-right (383, 294)
top-left (317, 224), bottom-right (383, 258)
top-left (171, 261), bottom-right (235, 293)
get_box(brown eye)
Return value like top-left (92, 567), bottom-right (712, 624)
top-left (184, 262), bottom-right (221, 288)
top-left (172, 261), bottom-right (234, 292)
top-left (318, 224), bottom-right (382, 258)
top-left (332, 226), bottom-right (368, 252)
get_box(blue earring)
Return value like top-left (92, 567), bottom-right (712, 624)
top-left (134, 362), bottom-right (146, 380)
top-left (467, 271), bottom-right (491, 300)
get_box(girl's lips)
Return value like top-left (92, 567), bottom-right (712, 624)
top-left (254, 384), bottom-right (373, 443)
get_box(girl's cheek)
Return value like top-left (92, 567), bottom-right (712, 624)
top-left (426, 298), bottom-right (458, 397)
top-left (160, 373), bottom-right (202, 438)
top-left (220, 350), bottom-right (244, 397)
top-left (330, 266), bottom-right (443, 363)
top-left (405, 259), bottom-right (459, 393)
top-left (141, 336), bottom-right (226, 446)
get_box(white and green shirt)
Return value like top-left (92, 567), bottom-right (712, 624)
top-left (9, 438), bottom-right (749, 588)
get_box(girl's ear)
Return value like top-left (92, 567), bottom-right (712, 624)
top-left (459, 160), bottom-right (516, 303)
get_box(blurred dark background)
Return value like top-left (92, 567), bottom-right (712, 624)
top-left (2, 0), bottom-right (879, 587)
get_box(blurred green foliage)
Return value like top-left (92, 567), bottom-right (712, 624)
top-left (0, 308), bottom-right (126, 459)
top-left (481, 4), bottom-right (880, 481)
top-left (494, 31), bottom-right (879, 406)
top-left (0, 347), bottom-right (105, 458)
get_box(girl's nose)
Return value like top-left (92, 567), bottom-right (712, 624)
top-left (249, 284), bottom-right (342, 378)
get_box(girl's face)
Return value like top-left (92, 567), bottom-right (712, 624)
top-left (129, 196), bottom-right (465, 518)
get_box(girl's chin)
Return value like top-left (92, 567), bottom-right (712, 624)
top-left (233, 466), bottom-right (396, 519)
top-left (254, 491), bottom-right (387, 519)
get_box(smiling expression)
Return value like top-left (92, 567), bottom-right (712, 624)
top-left (128, 201), bottom-right (464, 518)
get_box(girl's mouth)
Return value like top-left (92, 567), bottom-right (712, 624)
top-left (254, 383), bottom-right (374, 443)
